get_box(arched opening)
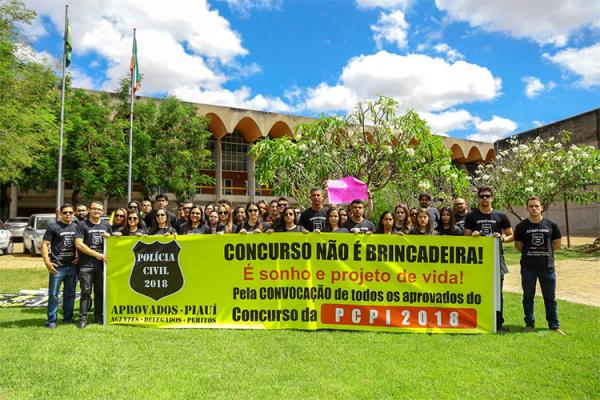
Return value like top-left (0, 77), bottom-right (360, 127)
top-left (206, 112), bottom-right (227, 139)
top-left (268, 121), bottom-right (293, 138)
top-left (234, 117), bottom-right (262, 143)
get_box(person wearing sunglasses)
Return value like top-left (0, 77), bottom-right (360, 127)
top-left (409, 207), bottom-right (419, 227)
top-left (215, 204), bottom-right (234, 233)
top-left (122, 211), bottom-right (146, 236)
top-left (182, 206), bottom-right (205, 235)
top-left (464, 186), bottom-right (513, 333)
top-left (149, 207), bottom-right (177, 236)
top-left (238, 202), bottom-right (264, 234)
top-left (41, 203), bottom-right (78, 329)
top-left (144, 193), bottom-right (177, 229)
top-left (275, 206), bottom-right (308, 233)
top-left (75, 201), bottom-right (112, 328)
top-left (111, 207), bottom-right (128, 234)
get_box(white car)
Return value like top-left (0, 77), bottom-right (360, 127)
top-left (0, 221), bottom-right (13, 255)
top-left (23, 214), bottom-right (57, 256)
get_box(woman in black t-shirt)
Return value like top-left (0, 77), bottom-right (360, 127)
top-left (122, 211), bottom-right (146, 236)
top-left (409, 208), bottom-right (437, 235)
top-left (276, 206), bottom-right (308, 233)
top-left (394, 203), bottom-right (411, 234)
top-left (436, 206), bottom-right (462, 236)
top-left (111, 207), bottom-right (127, 234)
top-left (182, 206), bottom-right (205, 234)
top-left (149, 207), bottom-right (177, 236)
top-left (377, 211), bottom-right (397, 234)
top-left (238, 202), bottom-right (264, 233)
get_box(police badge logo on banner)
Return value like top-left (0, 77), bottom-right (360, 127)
top-left (130, 241), bottom-right (184, 301)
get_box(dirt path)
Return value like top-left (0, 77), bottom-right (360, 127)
top-left (3, 243), bottom-right (599, 307)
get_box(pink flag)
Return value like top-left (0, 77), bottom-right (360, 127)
top-left (326, 176), bottom-right (368, 204)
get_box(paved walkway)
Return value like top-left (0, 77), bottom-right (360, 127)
top-left (3, 241), bottom-right (599, 307)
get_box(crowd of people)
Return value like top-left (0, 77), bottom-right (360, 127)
top-left (41, 187), bottom-right (564, 336)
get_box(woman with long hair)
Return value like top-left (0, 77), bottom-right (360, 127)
top-left (276, 206), bottom-right (308, 233)
top-left (409, 207), bottom-right (419, 228)
top-left (436, 206), bottom-right (463, 236)
top-left (204, 203), bottom-right (215, 225)
top-left (216, 203), bottom-right (234, 233)
top-left (394, 203), bottom-right (411, 234)
top-left (238, 202), bottom-right (263, 233)
top-left (182, 206), bottom-right (205, 235)
top-left (320, 207), bottom-right (347, 233)
top-left (149, 207), bottom-right (177, 236)
top-left (111, 207), bottom-right (128, 234)
top-left (338, 207), bottom-right (348, 227)
top-left (233, 206), bottom-right (246, 231)
top-left (122, 211), bottom-right (146, 236)
top-left (203, 210), bottom-right (222, 234)
top-left (377, 211), bottom-right (396, 234)
top-left (409, 207), bottom-right (437, 235)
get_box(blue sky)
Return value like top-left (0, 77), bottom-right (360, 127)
top-left (22, 0), bottom-right (600, 142)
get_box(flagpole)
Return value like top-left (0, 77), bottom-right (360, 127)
top-left (127, 28), bottom-right (136, 203)
top-left (56, 4), bottom-right (68, 211)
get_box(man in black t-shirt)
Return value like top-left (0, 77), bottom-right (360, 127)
top-left (299, 188), bottom-right (328, 232)
top-left (452, 197), bottom-right (469, 231)
top-left (75, 200), bottom-right (112, 328)
top-left (344, 199), bottom-right (375, 233)
top-left (144, 193), bottom-right (177, 229)
top-left (514, 196), bottom-right (564, 335)
top-left (464, 186), bottom-right (513, 332)
top-left (41, 204), bottom-right (78, 328)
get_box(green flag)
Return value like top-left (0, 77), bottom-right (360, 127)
top-left (65, 16), bottom-right (72, 68)
top-left (130, 32), bottom-right (141, 92)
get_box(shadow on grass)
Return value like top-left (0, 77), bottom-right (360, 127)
top-left (0, 317), bottom-right (45, 328)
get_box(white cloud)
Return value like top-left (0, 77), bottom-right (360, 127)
top-left (356, 0), bottom-right (411, 10)
top-left (24, 0), bottom-right (250, 95)
top-left (420, 109), bottom-right (475, 135)
top-left (532, 120), bottom-right (544, 127)
top-left (371, 10), bottom-right (409, 49)
top-left (302, 84), bottom-right (357, 113)
top-left (433, 43), bottom-right (464, 62)
top-left (467, 115), bottom-right (517, 142)
top-left (544, 42), bottom-right (600, 87)
top-left (522, 76), bottom-right (545, 98)
top-left (435, 0), bottom-right (600, 47)
top-left (221, 0), bottom-right (282, 17)
top-left (328, 51), bottom-right (501, 112)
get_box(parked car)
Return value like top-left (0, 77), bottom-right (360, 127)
top-left (4, 217), bottom-right (28, 242)
top-left (23, 214), bottom-right (57, 256)
top-left (0, 221), bottom-right (14, 255)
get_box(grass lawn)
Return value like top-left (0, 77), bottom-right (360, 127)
top-left (1, 268), bottom-right (598, 399)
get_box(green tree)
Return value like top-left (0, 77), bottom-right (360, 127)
top-left (0, 0), bottom-right (59, 184)
top-left (114, 80), bottom-right (214, 199)
top-left (471, 131), bottom-right (600, 220)
top-left (251, 96), bottom-right (468, 208)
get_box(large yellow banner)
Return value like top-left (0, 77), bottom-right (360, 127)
top-left (105, 234), bottom-right (499, 333)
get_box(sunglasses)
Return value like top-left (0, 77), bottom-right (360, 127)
top-left (248, 209), bottom-right (259, 213)
top-left (128, 217), bottom-right (138, 221)
top-left (218, 211), bottom-right (229, 216)
top-left (479, 194), bottom-right (491, 199)
top-left (62, 211), bottom-right (73, 215)
top-left (277, 203), bottom-right (287, 207)
top-left (190, 212), bottom-right (202, 216)
top-left (285, 212), bottom-right (295, 217)
top-left (156, 213), bottom-right (166, 217)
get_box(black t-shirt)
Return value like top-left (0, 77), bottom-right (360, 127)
top-left (299, 207), bottom-right (328, 232)
top-left (180, 222), bottom-right (205, 235)
top-left (454, 213), bottom-right (468, 231)
top-left (239, 221), bottom-right (262, 233)
top-left (514, 218), bottom-right (562, 271)
top-left (281, 225), bottom-right (304, 233)
top-left (436, 225), bottom-right (463, 236)
top-left (75, 219), bottom-right (112, 268)
top-left (203, 224), bottom-right (227, 234)
top-left (464, 209), bottom-right (511, 236)
top-left (344, 219), bottom-right (376, 233)
top-left (409, 229), bottom-right (438, 235)
top-left (144, 209), bottom-right (177, 230)
top-left (150, 227), bottom-right (177, 236)
top-left (42, 221), bottom-right (77, 266)
top-left (124, 228), bottom-right (146, 237)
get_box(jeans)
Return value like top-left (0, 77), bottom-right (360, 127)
top-left (47, 264), bottom-right (77, 324)
top-left (79, 264), bottom-right (104, 323)
top-left (521, 268), bottom-right (559, 329)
